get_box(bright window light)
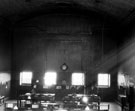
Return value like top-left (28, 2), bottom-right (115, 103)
top-left (0, 72), bottom-right (11, 84)
top-left (20, 71), bottom-right (33, 85)
top-left (98, 73), bottom-right (110, 88)
top-left (44, 72), bottom-right (57, 86)
top-left (72, 73), bottom-right (84, 85)
top-left (118, 73), bottom-right (127, 87)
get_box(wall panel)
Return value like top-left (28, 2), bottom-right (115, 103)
top-left (12, 13), bottom-right (118, 100)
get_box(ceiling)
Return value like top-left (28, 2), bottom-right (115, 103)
top-left (0, 0), bottom-right (135, 25)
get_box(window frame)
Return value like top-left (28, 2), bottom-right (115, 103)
top-left (43, 71), bottom-right (57, 87)
top-left (97, 73), bottom-right (110, 88)
top-left (20, 71), bottom-right (33, 86)
top-left (71, 72), bottom-right (85, 86)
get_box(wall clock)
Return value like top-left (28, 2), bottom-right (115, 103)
top-left (61, 63), bottom-right (68, 71)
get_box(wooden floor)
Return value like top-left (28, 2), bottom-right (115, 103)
top-left (0, 100), bottom-right (122, 111)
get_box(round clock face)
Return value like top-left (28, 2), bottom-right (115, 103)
top-left (62, 65), bottom-right (67, 70)
top-left (61, 63), bottom-right (68, 71)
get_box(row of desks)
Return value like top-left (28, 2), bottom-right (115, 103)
top-left (16, 93), bottom-right (109, 111)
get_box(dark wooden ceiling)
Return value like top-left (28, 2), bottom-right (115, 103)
top-left (0, 0), bottom-right (135, 25)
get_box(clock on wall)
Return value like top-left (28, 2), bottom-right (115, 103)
top-left (61, 63), bottom-right (68, 71)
